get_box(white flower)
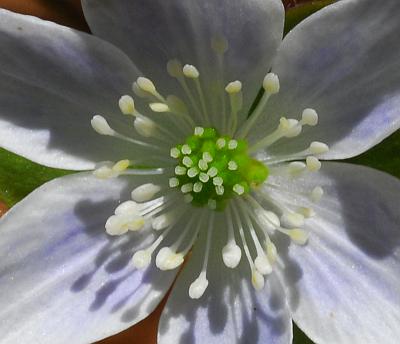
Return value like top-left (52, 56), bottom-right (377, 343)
top-left (0, 1), bottom-right (400, 344)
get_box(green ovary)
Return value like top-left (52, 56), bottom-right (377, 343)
top-left (170, 127), bottom-right (269, 210)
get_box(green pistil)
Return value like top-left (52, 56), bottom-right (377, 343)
top-left (170, 127), bottom-right (269, 210)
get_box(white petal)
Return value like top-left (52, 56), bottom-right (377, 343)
top-left (158, 213), bottom-right (292, 344)
top-left (251, 0), bottom-right (400, 159)
top-left (270, 162), bottom-right (400, 343)
top-left (0, 173), bottom-right (177, 343)
top-left (0, 9), bottom-right (150, 170)
top-left (82, 0), bottom-right (284, 128)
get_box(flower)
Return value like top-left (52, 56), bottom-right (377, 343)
top-left (0, 0), bottom-right (400, 343)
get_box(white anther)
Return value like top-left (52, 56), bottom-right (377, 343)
top-left (255, 209), bottom-right (280, 230)
top-left (288, 161), bottom-right (306, 174)
top-left (203, 152), bottom-right (213, 163)
top-left (134, 116), bottom-right (157, 137)
top-left (228, 160), bottom-right (238, 171)
top-left (297, 207), bottom-right (316, 218)
top-left (169, 177), bottom-right (179, 188)
top-left (152, 213), bottom-right (173, 231)
top-left (213, 176), bottom-right (223, 186)
top-left (215, 185), bottom-right (224, 195)
top-left (187, 167), bottom-right (199, 178)
top-left (175, 166), bottom-right (187, 175)
top-left (228, 139), bottom-right (238, 150)
top-left (208, 199), bottom-right (217, 210)
top-left (216, 138), bottom-right (226, 149)
top-left (181, 183), bottom-right (193, 194)
top-left (251, 269), bottom-right (265, 290)
top-left (170, 147), bottom-right (181, 158)
top-left (183, 64), bottom-right (200, 79)
top-left (263, 73), bottom-right (280, 94)
top-left (105, 212), bottom-right (144, 236)
top-left (114, 200), bottom-right (140, 217)
top-left (233, 184), bottom-right (245, 195)
top-left (309, 141), bottom-right (329, 155)
top-left (199, 172), bottom-right (210, 183)
top-left (306, 156), bottom-right (322, 171)
top-left (137, 77), bottom-right (156, 94)
top-left (112, 160), bottom-right (130, 173)
top-left (301, 108), bottom-right (318, 126)
top-left (156, 247), bottom-right (184, 270)
top-left (93, 165), bottom-right (113, 179)
top-left (278, 117), bottom-right (302, 138)
top-left (279, 118), bottom-right (302, 137)
top-left (207, 167), bottom-right (218, 177)
top-left (288, 229), bottom-right (309, 245)
top-left (91, 115), bottom-right (115, 136)
top-left (132, 250), bottom-right (151, 269)
top-left (167, 59), bottom-right (183, 78)
top-left (281, 212), bottom-right (305, 228)
top-left (189, 272), bottom-right (209, 299)
top-left (311, 186), bottom-right (324, 202)
top-left (181, 144), bottom-right (192, 155)
top-left (149, 103), bottom-right (170, 113)
top-left (194, 127), bottom-right (204, 136)
top-left (193, 182), bottom-right (203, 193)
top-left (182, 156), bottom-right (193, 167)
top-left (222, 242), bottom-right (242, 268)
top-left (225, 80), bottom-right (242, 94)
top-left (132, 82), bottom-right (148, 98)
top-left (255, 255), bottom-right (272, 275)
top-left (131, 183), bottom-right (161, 202)
top-left (266, 241), bottom-right (277, 264)
top-left (105, 215), bottom-right (128, 236)
top-left (184, 194), bottom-right (194, 203)
top-left (198, 159), bottom-right (208, 171)
top-left (118, 95), bottom-right (135, 115)
top-left (211, 35), bottom-right (229, 54)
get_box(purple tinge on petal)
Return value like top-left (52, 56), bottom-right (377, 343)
top-left (158, 213), bottom-right (292, 344)
top-left (0, 173), bottom-right (177, 344)
top-left (273, 162), bottom-right (400, 344)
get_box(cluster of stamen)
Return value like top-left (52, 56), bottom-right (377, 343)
top-left (168, 127), bottom-right (268, 210)
top-left (88, 34), bottom-right (331, 299)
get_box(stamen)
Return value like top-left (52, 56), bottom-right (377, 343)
top-left (311, 186), bottom-right (324, 202)
top-left (91, 115), bottom-right (115, 136)
top-left (183, 65), bottom-right (200, 79)
top-left (131, 225), bottom-right (174, 269)
top-left (118, 95), bottom-right (135, 115)
top-left (238, 199), bottom-right (272, 275)
top-left (134, 116), bottom-right (157, 138)
top-left (136, 77), bottom-right (165, 102)
top-left (189, 213), bottom-right (214, 299)
top-left (131, 183), bottom-right (162, 203)
top-left (90, 115), bottom-right (163, 151)
top-left (238, 73), bottom-right (280, 139)
top-left (105, 200), bottom-right (145, 235)
top-left (182, 64), bottom-right (210, 124)
top-left (232, 202), bottom-right (264, 290)
top-left (301, 108), bottom-right (319, 126)
top-left (306, 156), bottom-right (322, 171)
top-left (93, 160), bottom-right (130, 179)
top-left (222, 205), bottom-right (242, 268)
top-left (249, 117), bottom-right (302, 153)
top-left (149, 103), bottom-right (170, 113)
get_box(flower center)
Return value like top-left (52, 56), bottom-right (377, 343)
top-left (169, 126), bottom-right (268, 210)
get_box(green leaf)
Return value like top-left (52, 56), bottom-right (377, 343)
top-left (348, 130), bottom-right (400, 179)
top-left (284, 0), bottom-right (337, 35)
top-left (0, 148), bottom-right (71, 207)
